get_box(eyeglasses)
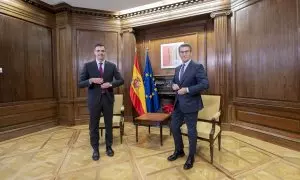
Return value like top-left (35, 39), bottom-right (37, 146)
top-left (179, 50), bottom-right (191, 54)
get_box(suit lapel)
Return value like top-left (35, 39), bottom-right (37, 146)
top-left (103, 61), bottom-right (110, 79)
top-left (92, 60), bottom-right (101, 77)
top-left (179, 60), bottom-right (193, 85)
top-left (175, 67), bottom-right (180, 83)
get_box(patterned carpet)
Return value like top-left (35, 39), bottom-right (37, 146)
top-left (0, 122), bottom-right (299, 180)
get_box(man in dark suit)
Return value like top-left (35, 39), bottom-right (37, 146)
top-left (167, 43), bottom-right (209, 169)
top-left (79, 43), bottom-right (124, 161)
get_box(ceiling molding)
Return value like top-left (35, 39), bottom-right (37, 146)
top-left (22, 0), bottom-right (118, 19)
top-left (19, 0), bottom-right (247, 27)
top-left (23, 0), bottom-right (55, 13)
top-left (122, 0), bottom-right (231, 28)
top-left (21, 0), bottom-right (213, 19)
top-left (210, 10), bottom-right (231, 18)
top-left (118, 0), bottom-right (209, 19)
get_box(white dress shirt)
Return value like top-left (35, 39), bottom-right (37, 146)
top-left (96, 59), bottom-right (105, 72)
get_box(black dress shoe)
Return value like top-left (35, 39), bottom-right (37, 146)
top-left (106, 146), bottom-right (114, 157)
top-left (92, 149), bottom-right (100, 161)
top-left (183, 155), bottom-right (194, 170)
top-left (167, 150), bottom-right (185, 161)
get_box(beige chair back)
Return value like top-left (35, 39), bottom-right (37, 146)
top-left (113, 94), bottom-right (123, 115)
top-left (198, 95), bottom-right (221, 120)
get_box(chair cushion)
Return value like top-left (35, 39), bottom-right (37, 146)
top-left (198, 95), bottom-right (220, 121)
top-left (99, 116), bottom-right (123, 127)
top-left (181, 121), bottom-right (220, 139)
top-left (113, 94), bottom-right (123, 114)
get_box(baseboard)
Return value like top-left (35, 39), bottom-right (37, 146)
top-left (231, 123), bottom-right (300, 151)
top-left (0, 120), bottom-right (58, 142)
top-left (221, 123), bottom-right (231, 131)
top-left (74, 119), bottom-right (89, 125)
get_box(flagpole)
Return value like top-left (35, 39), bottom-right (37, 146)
top-left (145, 46), bottom-right (148, 65)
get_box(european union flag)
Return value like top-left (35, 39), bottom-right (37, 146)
top-left (143, 51), bottom-right (160, 112)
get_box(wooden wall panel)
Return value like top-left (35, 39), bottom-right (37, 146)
top-left (234, 0), bottom-right (300, 101)
top-left (74, 103), bottom-right (89, 124)
top-left (206, 20), bottom-right (217, 94)
top-left (0, 2), bottom-right (56, 141)
top-left (26, 23), bottom-right (54, 99)
top-left (231, 0), bottom-right (300, 150)
top-left (0, 14), bottom-right (53, 103)
top-left (0, 14), bottom-right (27, 103)
top-left (58, 28), bottom-right (68, 99)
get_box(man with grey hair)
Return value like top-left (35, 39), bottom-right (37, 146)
top-left (167, 43), bottom-right (209, 169)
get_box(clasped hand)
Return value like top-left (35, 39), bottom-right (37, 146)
top-left (89, 78), bottom-right (111, 89)
top-left (172, 84), bottom-right (187, 95)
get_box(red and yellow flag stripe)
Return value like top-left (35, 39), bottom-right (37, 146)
top-left (130, 52), bottom-right (147, 115)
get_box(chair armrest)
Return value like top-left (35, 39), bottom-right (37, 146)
top-left (209, 111), bottom-right (221, 139)
top-left (212, 111), bottom-right (221, 121)
top-left (120, 106), bottom-right (124, 122)
top-left (197, 111), bottom-right (221, 124)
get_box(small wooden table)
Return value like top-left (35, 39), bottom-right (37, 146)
top-left (134, 113), bottom-right (171, 146)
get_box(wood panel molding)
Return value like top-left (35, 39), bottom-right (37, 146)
top-left (0, 0), bottom-right (54, 28)
top-left (232, 123), bottom-right (300, 151)
top-left (210, 10), bottom-right (231, 124)
top-left (71, 14), bottom-right (121, 31)
top-left (233, 97), bottom-right (300, 113)
top-left (0, 100), bottom-right (57, 141)
top-left (236, 110), bottom-right (300, 133)
top-left (121, 28), bottom-right (134, 34)
top-left (210, 10), bottom-right (231, 18)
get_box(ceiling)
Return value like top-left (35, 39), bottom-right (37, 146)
top-left (40, 0), bottom-right (187, 12)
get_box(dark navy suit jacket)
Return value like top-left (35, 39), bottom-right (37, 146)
top-left (78, 60), bottom-right (124, 108)
top-left (172, 60), bottom-right (209, 113)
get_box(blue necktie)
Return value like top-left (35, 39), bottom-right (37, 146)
top-left (179, 64), bottom-right (185, 81)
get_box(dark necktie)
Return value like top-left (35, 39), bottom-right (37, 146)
top-left (179, 63), bottom-right (185, 81)
top-left (99, 62), bottom-right (103, 78)
top-left (99, 62), bottom-right (106, 94)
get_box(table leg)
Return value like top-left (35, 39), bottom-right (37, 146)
top-left (160, 124), bottom-right (163, 146)
top-left (169, 121), bottom-right (172, 136)
top-left (136, 124), bottom-right (138, 142)
top-left (148, 125), bottom-right (151, 134)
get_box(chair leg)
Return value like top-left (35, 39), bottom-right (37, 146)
top-left (218, 134), bottom-right (221, 151)
top-left (210, 139), bottom-right (214, 164)
top-left (169, 122), bottom-right (172, 136)
top-left (101, 129), bottom-right (103, 137)
top-left (120, 127), bottom-right (123, 144)
top-left (148, 126), bottom-right (151, 134)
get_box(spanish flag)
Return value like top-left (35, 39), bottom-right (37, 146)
top-left (130, 52), bottom-right (147, 115)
